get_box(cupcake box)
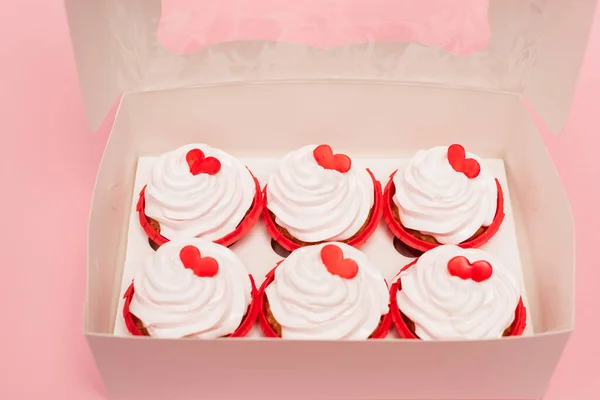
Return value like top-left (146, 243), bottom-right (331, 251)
top-left (67, 1), bottom-right (594, 399)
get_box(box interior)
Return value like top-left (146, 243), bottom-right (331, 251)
top-left (86, 83), bottom-right (574, 338)
top-left (112, 155), bottom-right (533, 338)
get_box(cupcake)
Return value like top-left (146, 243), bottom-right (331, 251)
top-left (257, 242), bottom-right (391, 339)
top-left (390, 245), bottom-right (526, 340)
top-left (137, 144), bottom-right (262, 249)
top-left (383, 144), bottom-right (504, 252)
top-left (264, 144), bottom-right (382, 251)
top-left (122, 238), bottom-right (258, 338)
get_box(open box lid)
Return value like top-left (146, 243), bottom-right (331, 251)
top-left (65, 0), bottom-right (597, 133)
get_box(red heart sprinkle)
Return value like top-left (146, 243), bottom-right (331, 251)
top-left (313, 144), bottom-right (352, 173)
top-left (320, 244), bottom-right (359, 279)
top-left (186, 149), bottom-right (221, 176)
top-left (447, 256), bottom-right (492, 283)
top-left (447, 144), bottom-right (481, 179)
top-left (179, 245), bottom-right (219, 278)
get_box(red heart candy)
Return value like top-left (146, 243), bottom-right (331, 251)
top-left (179, 245), bottom-right (219, 278)
top-left (447, 144), bottom-right (481, 179)
top-left (320, 244), bottom-right (359, 279)
top-left (186, 149), bottom-right (221, 176)
top-left (447, 256), bottom-right (492, 283)
top-left (313, 144), bottom-right (352, 173)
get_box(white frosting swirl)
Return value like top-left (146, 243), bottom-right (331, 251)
top-left (396, 245), bottom-right (521, 340)
top-left (144, 144), bottom-right (256, 241)
top-left (265, 243), bottom-right (389, 340)
top-left (392, 146), bottom-right (498, 244)
top-left (266, 145), bottom-right (374, 242)
top-left (129, 238), bottom-right (252, 338)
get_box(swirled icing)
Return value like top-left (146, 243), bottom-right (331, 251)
top-left (396, 245), bottom-right (521, 340)
top-left (265, 243), bottom-right (389, 339)
top-left (392, 145), bottom-right (497, 244)
top-left (144, 144), bottom-right (256, 241)
top-left (266, 145), bottom-right (374, 242)
top-left (129, 238), bottom-right (252, 338)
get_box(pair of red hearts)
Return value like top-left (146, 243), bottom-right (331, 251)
top-left (183, 242), bottom-right (359, 280)
top-left (186, 149), bottom-right (221, 176)
top-left (447, 256), bottom-right (492, 282)
top-left (313, 144), bottom-right (352, 173)
top-left (320, 245), bottom-right (493, 283)
top-left (314, 143), bottom-right (479, 178)
top-left (447, 144), bottom-right (480, 179)
top-left (320, 244), bottom-right (358, 279)
top-left (180, 245), bottom-right (219, 277)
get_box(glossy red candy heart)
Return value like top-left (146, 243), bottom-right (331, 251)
top-left (179, 245), bottom-right (219, 278)
top-left (447, 144), bottom-right (481, 179)
top-left (447, 255), bottom-right (492, 283)
top-left (313, 144), bottom-right (352, 173)
top-left (320, 244), bottom-right (358, 279)
top-left (186, 149), bottom-right (221, 176)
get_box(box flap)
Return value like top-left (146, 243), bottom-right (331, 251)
top-left (66, 0), bottom-right (597, 132)
top-left (522, 0), bottom-right (597, 133)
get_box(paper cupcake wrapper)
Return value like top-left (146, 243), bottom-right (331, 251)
top-left (262, 168), bottom-right (383, 252)
top-left (137, 169), bottom-right (263, 249)
top-left (257, 263), bottom-right (392, 339)
top-left (122, 274), bottom-right (260, 338)
top-left (388, 260), bottom-right (527, 339)
top-left (382, 170), bottom-right (505, 252)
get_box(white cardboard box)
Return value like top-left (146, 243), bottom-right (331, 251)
top-left (66, 1), bottom-right (596, 399)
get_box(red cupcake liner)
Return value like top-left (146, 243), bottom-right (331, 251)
top-left (262, 168), bottom-right (383, 252)
top-left (383, 170), bottom-right (505, 252)
top-left (137, 169), bottom-right (263, 249)
top-left (389, 260), bottom-right (527, 339)
top-left (122, 274), bottom-right (260, 338)
top-left (256, 263), bottom-right (392, 339)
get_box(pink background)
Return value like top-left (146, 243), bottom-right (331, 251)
top-left (0, 0), bottom-right (599, 398)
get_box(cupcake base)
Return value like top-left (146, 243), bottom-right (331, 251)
top-left (265, 207), bottom-right (375, 249)
top-left (263, 169), bottom-right (383, 252)
top-left (397, 309), bottom-right (514, 338)
top-left (257, 263), bottom-right (392, 339)
top-left (389, 260), bottom-right (527, 339)
top-left (390, 201), bottom-right (486, 245)
top-left (131, 314), bottom-right (150, 336)
top-left (383, 170), bottom-right (505, 252)
top-left (137, 169), bottom-right (263, 250)
top-left (122, 275), bottom-right (260, 338)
